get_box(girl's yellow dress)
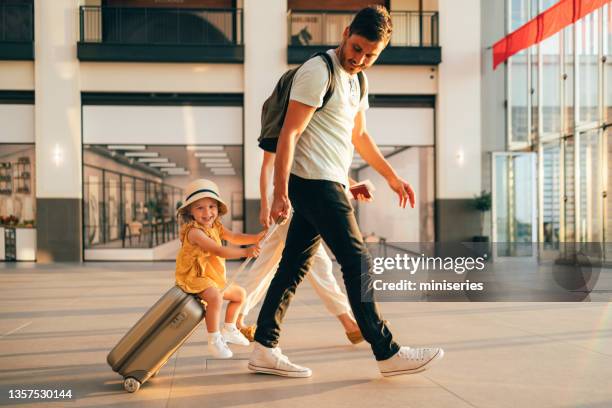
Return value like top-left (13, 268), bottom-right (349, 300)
top-left (175, 221), bottom-right (226, 293)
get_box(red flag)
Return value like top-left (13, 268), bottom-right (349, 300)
top-left (493, 0), bottom-right (611, 69)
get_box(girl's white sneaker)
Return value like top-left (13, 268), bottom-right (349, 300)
top-left (221, 327), bottom-right (251, 346)
top-left (208, 335), bottom-right (233, 359)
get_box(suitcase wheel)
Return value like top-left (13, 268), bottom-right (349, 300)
top-left (124, 377), bottom-right (141, 393)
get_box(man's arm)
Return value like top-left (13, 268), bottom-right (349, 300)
top-left (271, 100), bottom-right (317, 221)
top-left (259, 151), bottom-right (275, 228)
top-left (351, 110), bottom-right (415, 208)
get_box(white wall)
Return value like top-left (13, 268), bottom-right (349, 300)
top-left (0, 62), bottom-right (34, 90)
top-left (243, 0), bottom-right (287, 200)
top-left (80, 63), bottom-right (244, 93)
top-left (367, 107), bottom-right (434, 146)
top-left (34, 0), bottom-right (82, 198)
top-left (0, 105), bottom-right (34, 143)
top-left (367, 65), bottom-right (438, 94)
top-left (436, 0), bottom-right (481, 199)
top-left (82, 106), bottom-right (243, 145)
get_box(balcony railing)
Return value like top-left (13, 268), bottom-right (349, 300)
top-left (0, 3), bottom-right (34, 60)
top-left (78, 6), bottom-right (243, 63)
top-left (287, 9), bottom-right (441, 65)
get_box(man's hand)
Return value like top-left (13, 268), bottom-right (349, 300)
top-left (271, 193), bottom-right (291, 224)
top-left (388, 176), bottom-right (415, 208)
top-left (259, 204), bottom-right (272, 228)
top-left (348, 177), bottom-right (373, 202)
top-left (355, 193), bottom-right (373, 203)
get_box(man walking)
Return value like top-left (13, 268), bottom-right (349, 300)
top-left (248, 5), bottom-right (444, 378)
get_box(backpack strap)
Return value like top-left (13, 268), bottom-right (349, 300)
top-left (308, 51), bottom-right (335, 111)
top-left (357, 71), bottom-right (366, 103)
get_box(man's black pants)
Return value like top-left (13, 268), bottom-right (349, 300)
top-left (254, 174), bottom-right (400, 361)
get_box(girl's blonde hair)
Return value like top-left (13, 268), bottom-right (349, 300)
top-left (178, 200), bottom-right (223, 242)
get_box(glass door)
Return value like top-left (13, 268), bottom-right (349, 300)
top-left (492, 152), bottom-right (537, 256)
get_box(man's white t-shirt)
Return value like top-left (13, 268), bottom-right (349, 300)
top-left (289, 49), bottom-right (369, 187)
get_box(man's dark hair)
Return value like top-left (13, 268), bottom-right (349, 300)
top-left (349, 5), bottom-right (393, 43)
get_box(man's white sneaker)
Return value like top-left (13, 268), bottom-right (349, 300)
top-left (208, 335), bottom-right (233, 359)
top-left (248, 342), bottom-right (312, 378)
top-left (378, 346), bottom-right (444, 377)
top-left (222, 327), bottom-right (250, 346)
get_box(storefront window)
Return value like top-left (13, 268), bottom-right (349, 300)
top-left (542, 141), bottom-right (561, 246)
top-left (577, 130), bottom-right (602, 242)
top-left (510, 51), bottom-right (529, 145)
top-left (563, 137), bottom-right (575, 242)
top-left (105, 171), bottom-right (121, 242)
top-left (605, 4), bottom-right (611, 124)
top-left (563, 26), bottom-right (574, 133)
top-left (541, 33), bottom-right (561, 135)
top-left (82, 145), bottom-right (244, 256)
top-left (531, 45), bottom-right (539, 136)
top-left (542, 0), bottom-right (558, 11)
top-left (83, 165), bottom-right (103, 246)
top-left (576, 10), bottom-right (600, 125)
top-left (511, 0), bottom-right (530, 31)
top-left (83, 146), bottom-right (181, 249)
top-left (606, 128), bottom-right (612, 261)
top-left (0, 145), bottom-right (36, 230)
top-left (122, 175), bottom-right (134, 225)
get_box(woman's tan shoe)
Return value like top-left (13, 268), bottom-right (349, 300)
top-left (346, 329), bottom-right (364, 344)
top-left (239, 324), bottom-right (257, 342)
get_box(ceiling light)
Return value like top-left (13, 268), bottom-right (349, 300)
top-left (163, 170), bottom-right (190, 176)
top-left (125, 152), bottom-right (159, 157)
top-left (195, 152), bottom-right (227, 158)
top-left (200, 158), bottom-right (231, 163)
top-left (162, 167), bottom-right (186, 172)
top-left (195, 153), bottom-right (230, 159)
top-left (205, 163), bottom-right (232, 168)
top-left (149, 163), bottom-right (176, 168)
top-left (138, 158), bottom-right (169, 163)
top-left (186, 146), bottom-right (224, 151)
top-left (108, 145), bottom-right (146, 150)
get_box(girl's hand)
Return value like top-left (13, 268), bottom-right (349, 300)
top-left (256, 229), bottom-right (267, 242)
top-left (245, 243), bottom-right (261, 258)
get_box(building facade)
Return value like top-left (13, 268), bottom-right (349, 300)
top-left (483, 0), bottom-right (611, 260)
top-left (0, 0), bottom-right (483, 262)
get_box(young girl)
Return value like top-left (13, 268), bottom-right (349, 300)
top-left (175, 179), bottom-right (263, 359)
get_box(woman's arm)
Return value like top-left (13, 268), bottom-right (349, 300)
top-left (259, 151), bottom-right (275, 228)
top-left (221, 225), bottom-right (266, 246)
top-left (188, 228), bottom-right (259, 259)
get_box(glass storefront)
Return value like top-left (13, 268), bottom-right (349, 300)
top-left (541, 33), bottom-right (561, 135)
top-left (82, 144), bottom-right (243, 255)
top-left (541, 141), bottom-right (561, 247)
top-left (0, 144), bottom-right (36, 261)
top-left (505, 1), bottom-right (609, 259)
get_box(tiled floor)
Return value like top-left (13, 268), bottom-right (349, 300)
top-left (0, 261), bottom-right (611, 408)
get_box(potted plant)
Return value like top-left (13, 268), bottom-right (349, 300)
top-left (145, 199), bottom-right (163, 223)
top-left (472, 191), bottom-right (491, 242)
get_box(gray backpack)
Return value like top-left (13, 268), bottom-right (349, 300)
top-left (258, 52), bottom-right (365, 152)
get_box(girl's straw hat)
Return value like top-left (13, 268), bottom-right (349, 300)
top-left (177, 179), bottom-right (228, 216)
